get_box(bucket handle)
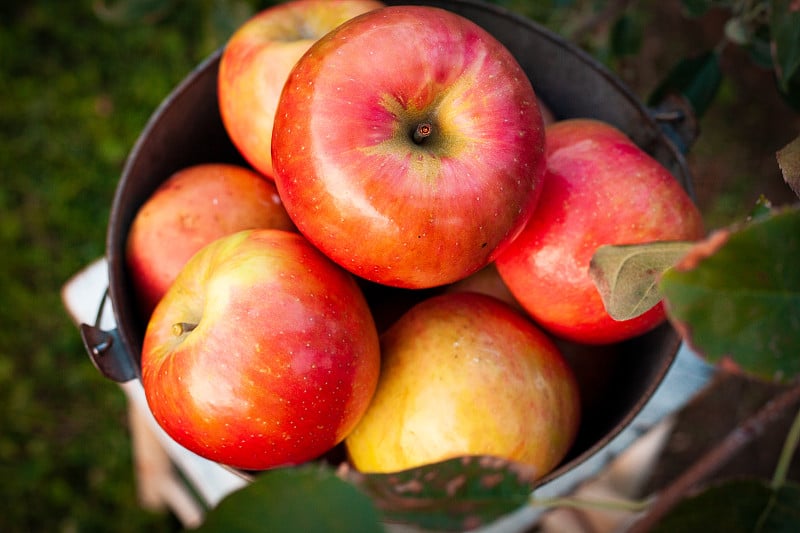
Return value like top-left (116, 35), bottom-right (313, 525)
top-left (649, 93), bottom-right (699, 156)
top-left (80, 287), bottom-right (138, 383)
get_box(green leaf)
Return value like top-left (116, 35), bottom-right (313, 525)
top-left (648, 51), bottom-right (723, 118)
top-left (195, 465), bottom-right (385, 533)
top-left (610, 14), bottom-right (643, 57)
top-left (770, 0), bottom-right (800, 96)
top-left (776, 134), bottom-right (800, 199)
top-left (681, 0), bottom-right (714, 17)
top-left (589, 241), bottom-right (695, 321)
top-left (746, 25), bottom-right (775, 69)
top-left (344, 455), bottom-right (538, 531)
top-left (650, 479), bottom-right (800, 533)
top-left (659, 207), bottom-right (800, 383)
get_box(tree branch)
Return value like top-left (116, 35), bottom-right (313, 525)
top-left (627, 380), bottom-right (800, 533)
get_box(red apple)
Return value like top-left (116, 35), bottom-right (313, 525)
top-left (218, 0), bottom-right (384, 179)
top-left (141, 229), bottom-right (381, 470)
top-left (495, 118), bottom-right (705, 345)
top-left (125, 163), bottom-right (295, 319)
top-left (538, 96), bottom-right (557, 126)
top-left (271, 5), bottom-right (546, 289)
top-left (344, 291), bottom-right (580, 477)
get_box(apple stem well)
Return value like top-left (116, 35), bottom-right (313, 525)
top-left (412, 122), bottom-right (433, 145)
top-left (172, 322), bottom-right (197, 336)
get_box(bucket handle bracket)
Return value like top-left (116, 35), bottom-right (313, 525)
top-left (79, 287), bottom-right (138, 383)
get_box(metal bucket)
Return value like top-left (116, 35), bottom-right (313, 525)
top-left (81, 0), bottom-right (695, 490)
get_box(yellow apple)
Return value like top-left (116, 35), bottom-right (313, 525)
top-left (345, 292), bottom-right (581, 479)
top-left (443, 263), bottom-right (522, 310)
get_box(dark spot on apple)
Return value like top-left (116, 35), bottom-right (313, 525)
top-left (481, 242), bottom-right (488, 248)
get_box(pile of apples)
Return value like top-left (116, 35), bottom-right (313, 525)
top-left (126, 0), bottom-right (704, 480)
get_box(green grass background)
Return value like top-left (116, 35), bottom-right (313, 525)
top-left (1, 1), bottom-right (796, 532)
top-left (0, 2), bottom-right (254, 531)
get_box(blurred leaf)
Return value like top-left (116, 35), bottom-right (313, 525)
top-left (93, 0), bottom-right (175, 24)
top-left (344, 455), bottom-right (538, 532)
top-left (770, 0), bottom-right (800, 106)
top-left (770, 0), bottom-right (800, 88)
top-left (681, 0), bottom-right (714, 17)
top-left (589, 241), bottom-right (694, 321)
top-left (660, 207), bottom-right (800, 383)
top-left (651, 479), bottom-right (800, 532)
top-left (776, 75), bottom-right (800, 111)
top-left (724, 17), bottom-right (751, 45)
top-left (776, 134), bottom-right (800, 198)
top-left (749, 195), bottom-right (775, 221)
top-left (196, 465), bottom-right (385, 533)
top-left (610, 14), bottom-right (643, 57)
top-left (649, 51), bottom-right (723, 118)
top-left (746, 26), bottom-right (775, 69)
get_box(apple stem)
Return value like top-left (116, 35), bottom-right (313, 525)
top-left (412, 122), bottom-right (433, 144)
top-left (172, 322), bottom-right (197, 336)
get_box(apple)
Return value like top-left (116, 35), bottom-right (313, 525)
top-left (125, 163), bottom-right (295, 319)
top-left (443, 263), bottom-right (521, 311)
top-left (344, 291), bottom-right (581, 478)
top-left (271, 5), bottom-right (547, 289)
top-left (141, 229), bottom-right (381, 470)
top-left (538, 96), bottom-right (557, 126)
top-left (495, 118), bottom-right (706, 345)
top-left (218, 0), bottom-right (384, 179)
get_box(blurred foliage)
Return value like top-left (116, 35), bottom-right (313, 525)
top-left (0, 1), bottom-right (267, 531)
top-left (660, 206), bottom-right (800, 383)
top-left (198, 465), bottom-right (385, 533)
top-left (1, 0), bottom-right (797, 531)
top-left (651, 478), bottom-right (800, 533)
